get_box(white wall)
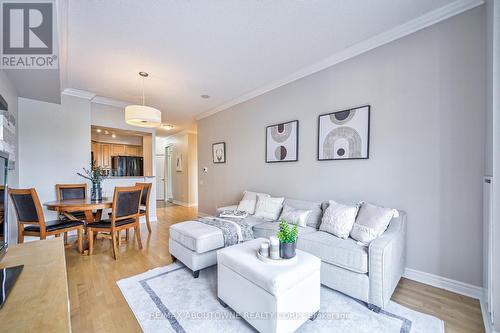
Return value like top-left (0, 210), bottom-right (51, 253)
top-left (197, 8), bottom-right (486, 287)
top-left (0, 71), bottom-right (19, 244)
top-left (18, 96), bottom-right (90, 220)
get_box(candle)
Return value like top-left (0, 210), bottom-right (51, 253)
top-left (269, 236), bottom-right (280, 260)
top-left (259, 242), bottom-right (269, 257)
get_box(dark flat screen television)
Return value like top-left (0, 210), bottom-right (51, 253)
top-left (0, 150), bottom-right (8, 262)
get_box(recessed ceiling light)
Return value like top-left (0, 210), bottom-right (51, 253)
top-left (138, 71), bottom-right (149, 77)
top-left (111, 133), bottom-right (116, 138)
top-left (161, 124), bottom-right (174, 130)
top-left (201, 94), bottom-right (210, 99)
top-left (96, 128), bottom-right (102, 133)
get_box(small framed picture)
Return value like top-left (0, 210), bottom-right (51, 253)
top-left (175, 154), bottom-right (183, 172)
top-left (266, 120), bottom-right (298, 163)
top-left (317, 105), bottom-right (370, 160)
top-left (212, 142), bottom-right (226, 163)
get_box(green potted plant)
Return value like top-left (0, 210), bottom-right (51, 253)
top-left (276, 219), bottom-right (299, 259)
top-left (77, 161), bottom-right (108, 201)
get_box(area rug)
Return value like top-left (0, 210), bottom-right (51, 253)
top-left (117, 263), bottom-right (444, 333)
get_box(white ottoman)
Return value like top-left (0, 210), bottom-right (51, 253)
top-left (217, 238), bottom-right (321, 333)
top-left (169, 221), bottom-right (224, 277)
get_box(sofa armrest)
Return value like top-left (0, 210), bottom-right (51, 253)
top-left (216, 205), bottom-right (238, 214)
top-left (368, 211), bottom-right (407, 309)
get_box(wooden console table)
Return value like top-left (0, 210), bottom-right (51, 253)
top-left (0, 238), bottom-right (71, 332)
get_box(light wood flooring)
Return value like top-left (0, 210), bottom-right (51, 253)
top-left (66, 205), bottom-right (485, 333)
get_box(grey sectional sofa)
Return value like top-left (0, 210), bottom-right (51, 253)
top-left (169, 197), bottom-right (407, 310)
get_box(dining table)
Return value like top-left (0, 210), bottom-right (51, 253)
top-left (44, 198), bottom-right (114, 254)
top-left (44, 197), bottom-right (113, 223)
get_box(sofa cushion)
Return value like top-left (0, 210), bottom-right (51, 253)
top-left (237, 191), bottom-right (269, 214)
top-left (319, 200), bottom-right (359, 239)
top-left (279, 205), bottom-right (311, 227)
top-left (297, 231), bottom-right (368, 274)
top-left (253, 221), bottom-right (317, 239)
top-left (350, 202), bottom-right (396, 245)
top-left (254, 196), bottom-right (284, 220)
top-left (284, 198), bottom-right (322, 229)
top-left (169, 221), bottom-right (224, 253)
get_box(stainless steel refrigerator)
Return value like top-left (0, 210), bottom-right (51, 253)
top-left (112, 156), bottom-right (143, 176)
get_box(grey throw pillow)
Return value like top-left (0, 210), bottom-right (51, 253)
top-left (279, 205), bottom-right (311, 227)
top-left (350, 202), bottom-right (396, 245)
top-left (319, 200), bottom-right (359, 239)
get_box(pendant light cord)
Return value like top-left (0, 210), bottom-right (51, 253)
top-left (141, 76), bottom-right (145, 106)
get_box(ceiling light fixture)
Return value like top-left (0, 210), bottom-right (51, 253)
top-left (111, 133), bottom-right (116, 138)
top-left (161, 124), bottom-right (174, 130)
top-left (201, 94), bottom-right (210, 99)
top-left (104, 130), bottom-right (109, 135)
top-left (125, 72), bottom-right (161, 128)
top-left (96, 128), bottom-right (102, 133)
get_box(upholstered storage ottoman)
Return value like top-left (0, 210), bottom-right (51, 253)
top-left (217, 238), bottom-right (321, 333)
top-left (169, 221), bottom-right (224, 277)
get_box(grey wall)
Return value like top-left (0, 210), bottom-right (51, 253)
top-left (197, 7), bottom-right (486, 286)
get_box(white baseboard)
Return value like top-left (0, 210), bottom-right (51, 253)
top-left (404, 268), bottom-right (495, 333)
top-left (403, 268), bottom-right (483, 300)
top-left (173, 200), bottom-right (198, 207)
top-left (480, 296), bottom-right (497, 333)
top-left (198, 211), bottom-right (210, 217)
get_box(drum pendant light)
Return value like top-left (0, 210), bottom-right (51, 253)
top-left (125, 72), bottom-right (161, 127)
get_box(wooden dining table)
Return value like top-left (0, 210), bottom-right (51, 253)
top-left (44, 197), bottom-right (113, 223)
top-left (44, 198), bottom-right (114, 254)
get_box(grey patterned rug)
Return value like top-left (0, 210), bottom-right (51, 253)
top-left (117, 263), bottom-right (444, 333)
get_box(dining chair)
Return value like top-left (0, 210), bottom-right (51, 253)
top-left (9, 188), bottom-right (84, 252)
top-left (114, 182), bottom-right (152, 242)
top-left (55, 183), bottom-right (89, 218)
top-left (136, 182), bottom-right (152, 233)
top-left (87, 186), bottom-right (143, 259)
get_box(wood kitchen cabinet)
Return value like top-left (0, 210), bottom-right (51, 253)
top-left (125, 145), bottom-right (139, 156)
top-left (112, 144), bottom-right (126, 156)
top-left (101, 143), bottom-right (111, 168)
top-left (91, 141), bottom-right (143, 169)
top-left (91, 141), bottom-right (100, 165)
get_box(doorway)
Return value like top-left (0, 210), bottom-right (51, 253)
top-left (155, 145), bottom-right (174, 202)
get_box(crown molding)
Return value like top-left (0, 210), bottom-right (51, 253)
top-left (195, 0), bottom-right (484, 121)
top-left (91, 96), bottom-right (128, 108)
top-left (62, 88), bottom-right (96, 100)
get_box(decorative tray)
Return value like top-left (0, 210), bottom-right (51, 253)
top-left (256, 251), bottom-right (297, 265)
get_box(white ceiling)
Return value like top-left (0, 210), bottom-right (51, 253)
top-left (6, 0), bottom-right (482, 134)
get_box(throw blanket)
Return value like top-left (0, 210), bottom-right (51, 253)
top-left (197, 216), bottom-right (253, 247)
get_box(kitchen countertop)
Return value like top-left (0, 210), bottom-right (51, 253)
top-left (107, 176), bottom-right (155, 179)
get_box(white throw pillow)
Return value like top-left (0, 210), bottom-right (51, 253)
top-left (254, 196), bottom-right (285, 220)
top-left (350, 202), bottom-right (396, 245)
top-left (237, 191), bottom-right (270, 215)
top-left (319, 200), bottom-right (359, 239)
top-left (279, 205), bottom-right (311, 228)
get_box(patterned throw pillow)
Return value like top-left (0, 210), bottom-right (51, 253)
top-left (319, 200), bottom-right (359, 239)
top-left (350, 202), bottom-right (396, 245)
top-left (279, 205), bottom-right (311, 227)
top-left (237, 191), bottom-right (270, 215)
top-left (254, 196), bottom-right (285, 220)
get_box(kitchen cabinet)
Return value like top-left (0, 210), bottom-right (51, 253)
top-left (125, 145), bottom-right (139, 156)
top-left (91, 141), bottom-right (100, 165)
top-left (112, 144), bottom-right (126, 156)
top-left (101, 143), bottom-right (111, 168)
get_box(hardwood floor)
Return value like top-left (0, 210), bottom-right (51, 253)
top-left (66, 205), bottom-right (485, 333)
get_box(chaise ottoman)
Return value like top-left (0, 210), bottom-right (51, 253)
top-left (217, 238), bottom-right (321, 333)
top-left (169, 221), bottom-right (224, 277)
